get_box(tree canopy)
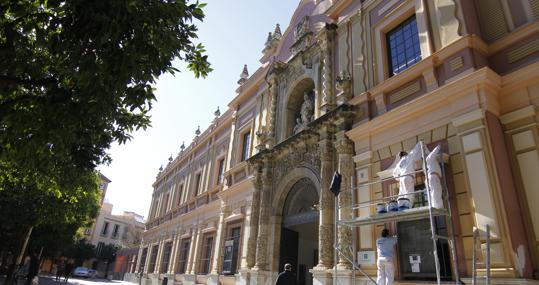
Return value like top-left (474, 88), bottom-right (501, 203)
top-left (0, 0), bottom-right (211, 277)
top-left (1, 0), bottom-right (211, 172)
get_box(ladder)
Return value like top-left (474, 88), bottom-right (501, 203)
top-left (334, 140), bottom-right (461, 285)
top-left (472, 225), bottom-right (491, 285)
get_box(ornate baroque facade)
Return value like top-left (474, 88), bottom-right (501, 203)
top-left (132, 0), bottom-right (539, 284)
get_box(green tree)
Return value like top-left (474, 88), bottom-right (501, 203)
top-left (96, 244), bottom-right (119, 278)
top-left (1, 0), bottom-right (210, 283)
top-left (1, 0), bottom-right (211, 172)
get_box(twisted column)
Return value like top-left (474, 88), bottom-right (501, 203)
top-left (320, 24), bottom-right (337, 114)
top-left (316, 131), bottom-right (335, 269)
top-left (334, 133), bottom-right (354, 269)
top-left (267, 77), bottom-right (278, 148)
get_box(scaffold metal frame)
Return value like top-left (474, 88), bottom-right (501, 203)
top-left (334, 140), bottom-right (461, 285)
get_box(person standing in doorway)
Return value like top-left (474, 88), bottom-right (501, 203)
top-left (376, 229), bottom-right (398, 285)
top-left (275, 263), bottom-right (297, 285)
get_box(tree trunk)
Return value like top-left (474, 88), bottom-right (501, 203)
top-left (3, 226), bottom-right (33, 285)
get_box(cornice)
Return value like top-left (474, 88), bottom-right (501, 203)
top-left (346, 67), bottom-right (502, 142)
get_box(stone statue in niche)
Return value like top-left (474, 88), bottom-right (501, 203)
top-left (293, 91), bottom-right (315, 134)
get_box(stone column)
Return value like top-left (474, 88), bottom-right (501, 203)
top-left (267, 76), bottom-right (279, 148)
top-left (183, 228), bottom-right (199, 285)
top-left (144, 244), bottom-right (153, 274)
top-left (208, 202), bottom-right (229, 285)
top-left (334, 132), bottom-right (354, 270)
top-left (252, 160), bottom-right (272, 285)
top-left (245, 164), bottom-right (262, 269)
top-left (169, 232), bottom-right (181, 274)
top-left (155, 239), bottom-right (165, 273)
top-left (135, 245), bottom-right (144, 273)
top-left (315, 128), bottom-right (335, 270)
top-left (188, 227), bottom-right (203, 274)
top-left (320, 24), bottom-right (337, 114)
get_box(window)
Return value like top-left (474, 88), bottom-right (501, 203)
top-left (387, 15), bottom-right (421, 76)
top-left (216, 159), bottom-right (225, 184)
top-left (96, 242), bottom-right (105, 256)
top-left (222, 226), bottom-right (241, 275)
top-left (112, 224), bottom-right (120, 238)
top-left (177, 184), bottom-right (184, 205)
top-left (139, 248), bottom-right (148, 272)
top-left (148, 245), bottom-right (159, 273)
top-left (101, 222), bottom-right (110, 236)
top-left (152, 200), bottom-right (159, 218)
top-left (176, 239), bottom-right (190, 274)
top-left (195, 173), bottom-right (203, 195)
top-left (160, 242), bottom-right (173, 273)
top-left (161, 193), bottom-right (170, 215)
top-left (240, 132), bottom-right (251, 161)
top-left (199, 235), bottom-right (214, 274)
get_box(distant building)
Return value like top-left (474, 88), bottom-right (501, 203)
top-left (87, 202), bottom-right (145, 250)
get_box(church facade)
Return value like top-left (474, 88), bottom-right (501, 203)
top-left (132, 0), bottom-right (539, 284)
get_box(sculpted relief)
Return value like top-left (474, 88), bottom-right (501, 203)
top-left (293, 90), bottom-right (315, 134)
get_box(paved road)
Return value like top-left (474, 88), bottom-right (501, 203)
top-left (37, 276), bottom-right (134, 285)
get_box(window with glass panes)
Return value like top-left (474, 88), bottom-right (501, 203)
top-left (148, 245), bottom-right (159, 273)
top-left (199, 235), bottom-right (214, 274)
top-left (217, 159), bottom-right (225, 184)
top-left (176, 239), bottom-right (190, 274)
top-left (195, 173), bottom-right (202, 195)
top-left (160, 242), bottom-right (172, 273)
top-left (387, 15), bottom-right (421, 76)
top-left (139, 248), bottom-right (148, 272)
top-left (241, 132), bottom-right (251, 161)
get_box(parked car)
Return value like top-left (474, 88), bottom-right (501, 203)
top-left (87, 269), bottom-right (98, 278)
top-left (73, 267), bottom-right (97, 278)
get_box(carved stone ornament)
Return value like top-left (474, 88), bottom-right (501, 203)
top-left (272, 136), bottom-right (321, 183)
top-left (293, 91), bottom-right (315, 134)
top-left (336, 70), bottom-right (351, 92)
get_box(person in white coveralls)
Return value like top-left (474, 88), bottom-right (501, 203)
top-left (426, 144), bottom-right (444, 209)
top-left (392, 142), bottom-right (421, 206)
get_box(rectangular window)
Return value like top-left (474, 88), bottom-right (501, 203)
top-left (101, 222), bottom-right (110, 236)
top-left (148, 245), bottom-right (159, 273)
top-left (221, 226), bottom-right (241, 275)
top-left (241, 132), bottom-right (251, 161)
top-left (199, 235), bottom-right (214, 274)
top-left (112, 224), bottom-right (120, 238)
top-left (176, 239), bottom-right (190, 274)
top-left (195, 173), bottom-right (202, 195)
top-left (139, 248), bottom-right (148, 272)
top-left (151, 200), bottom-right (159, 219)
top-left (160, 242), bottom-right (173, 273)
top-left (217, 159), bottom-right (225, 184)
top-left (96, 242), bottom-right (105, 256)
top-left (177, 184), bottom-right (184, 205)
top-left (161, 193), bottom-right (170, 215)
top-left (387, 15), bottom-right (421, 76)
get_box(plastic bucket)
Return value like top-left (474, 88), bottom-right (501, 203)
top-left (398, 197), bottom-right (411, 210)
top-left (387, 200), bottom-right (398, 212)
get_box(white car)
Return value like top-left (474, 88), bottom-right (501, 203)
top-left (73, 267), bottom-right (98, 278)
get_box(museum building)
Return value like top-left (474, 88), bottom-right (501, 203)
top-left (130, 0), bottom-right (539, 284)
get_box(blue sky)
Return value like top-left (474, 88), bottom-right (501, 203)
top-left (98, 1), bottom-right (300, 217)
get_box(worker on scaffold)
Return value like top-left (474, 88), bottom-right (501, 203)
top-left (376, 228), bottom-right (398, 285)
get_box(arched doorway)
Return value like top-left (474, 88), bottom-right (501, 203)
top-left (279, 177), bottom-right (319, 285)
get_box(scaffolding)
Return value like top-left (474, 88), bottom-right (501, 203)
top-left (334, 140), bottom-right (460, 285)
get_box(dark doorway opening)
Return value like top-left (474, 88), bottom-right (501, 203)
top-left (279, 177), bottom-right (319, 285)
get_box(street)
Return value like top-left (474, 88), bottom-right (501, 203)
top-left (36, 276), bottom-right (134, 285)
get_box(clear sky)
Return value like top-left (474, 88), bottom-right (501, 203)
top-left (97, 1), bottom-right (300, 218)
